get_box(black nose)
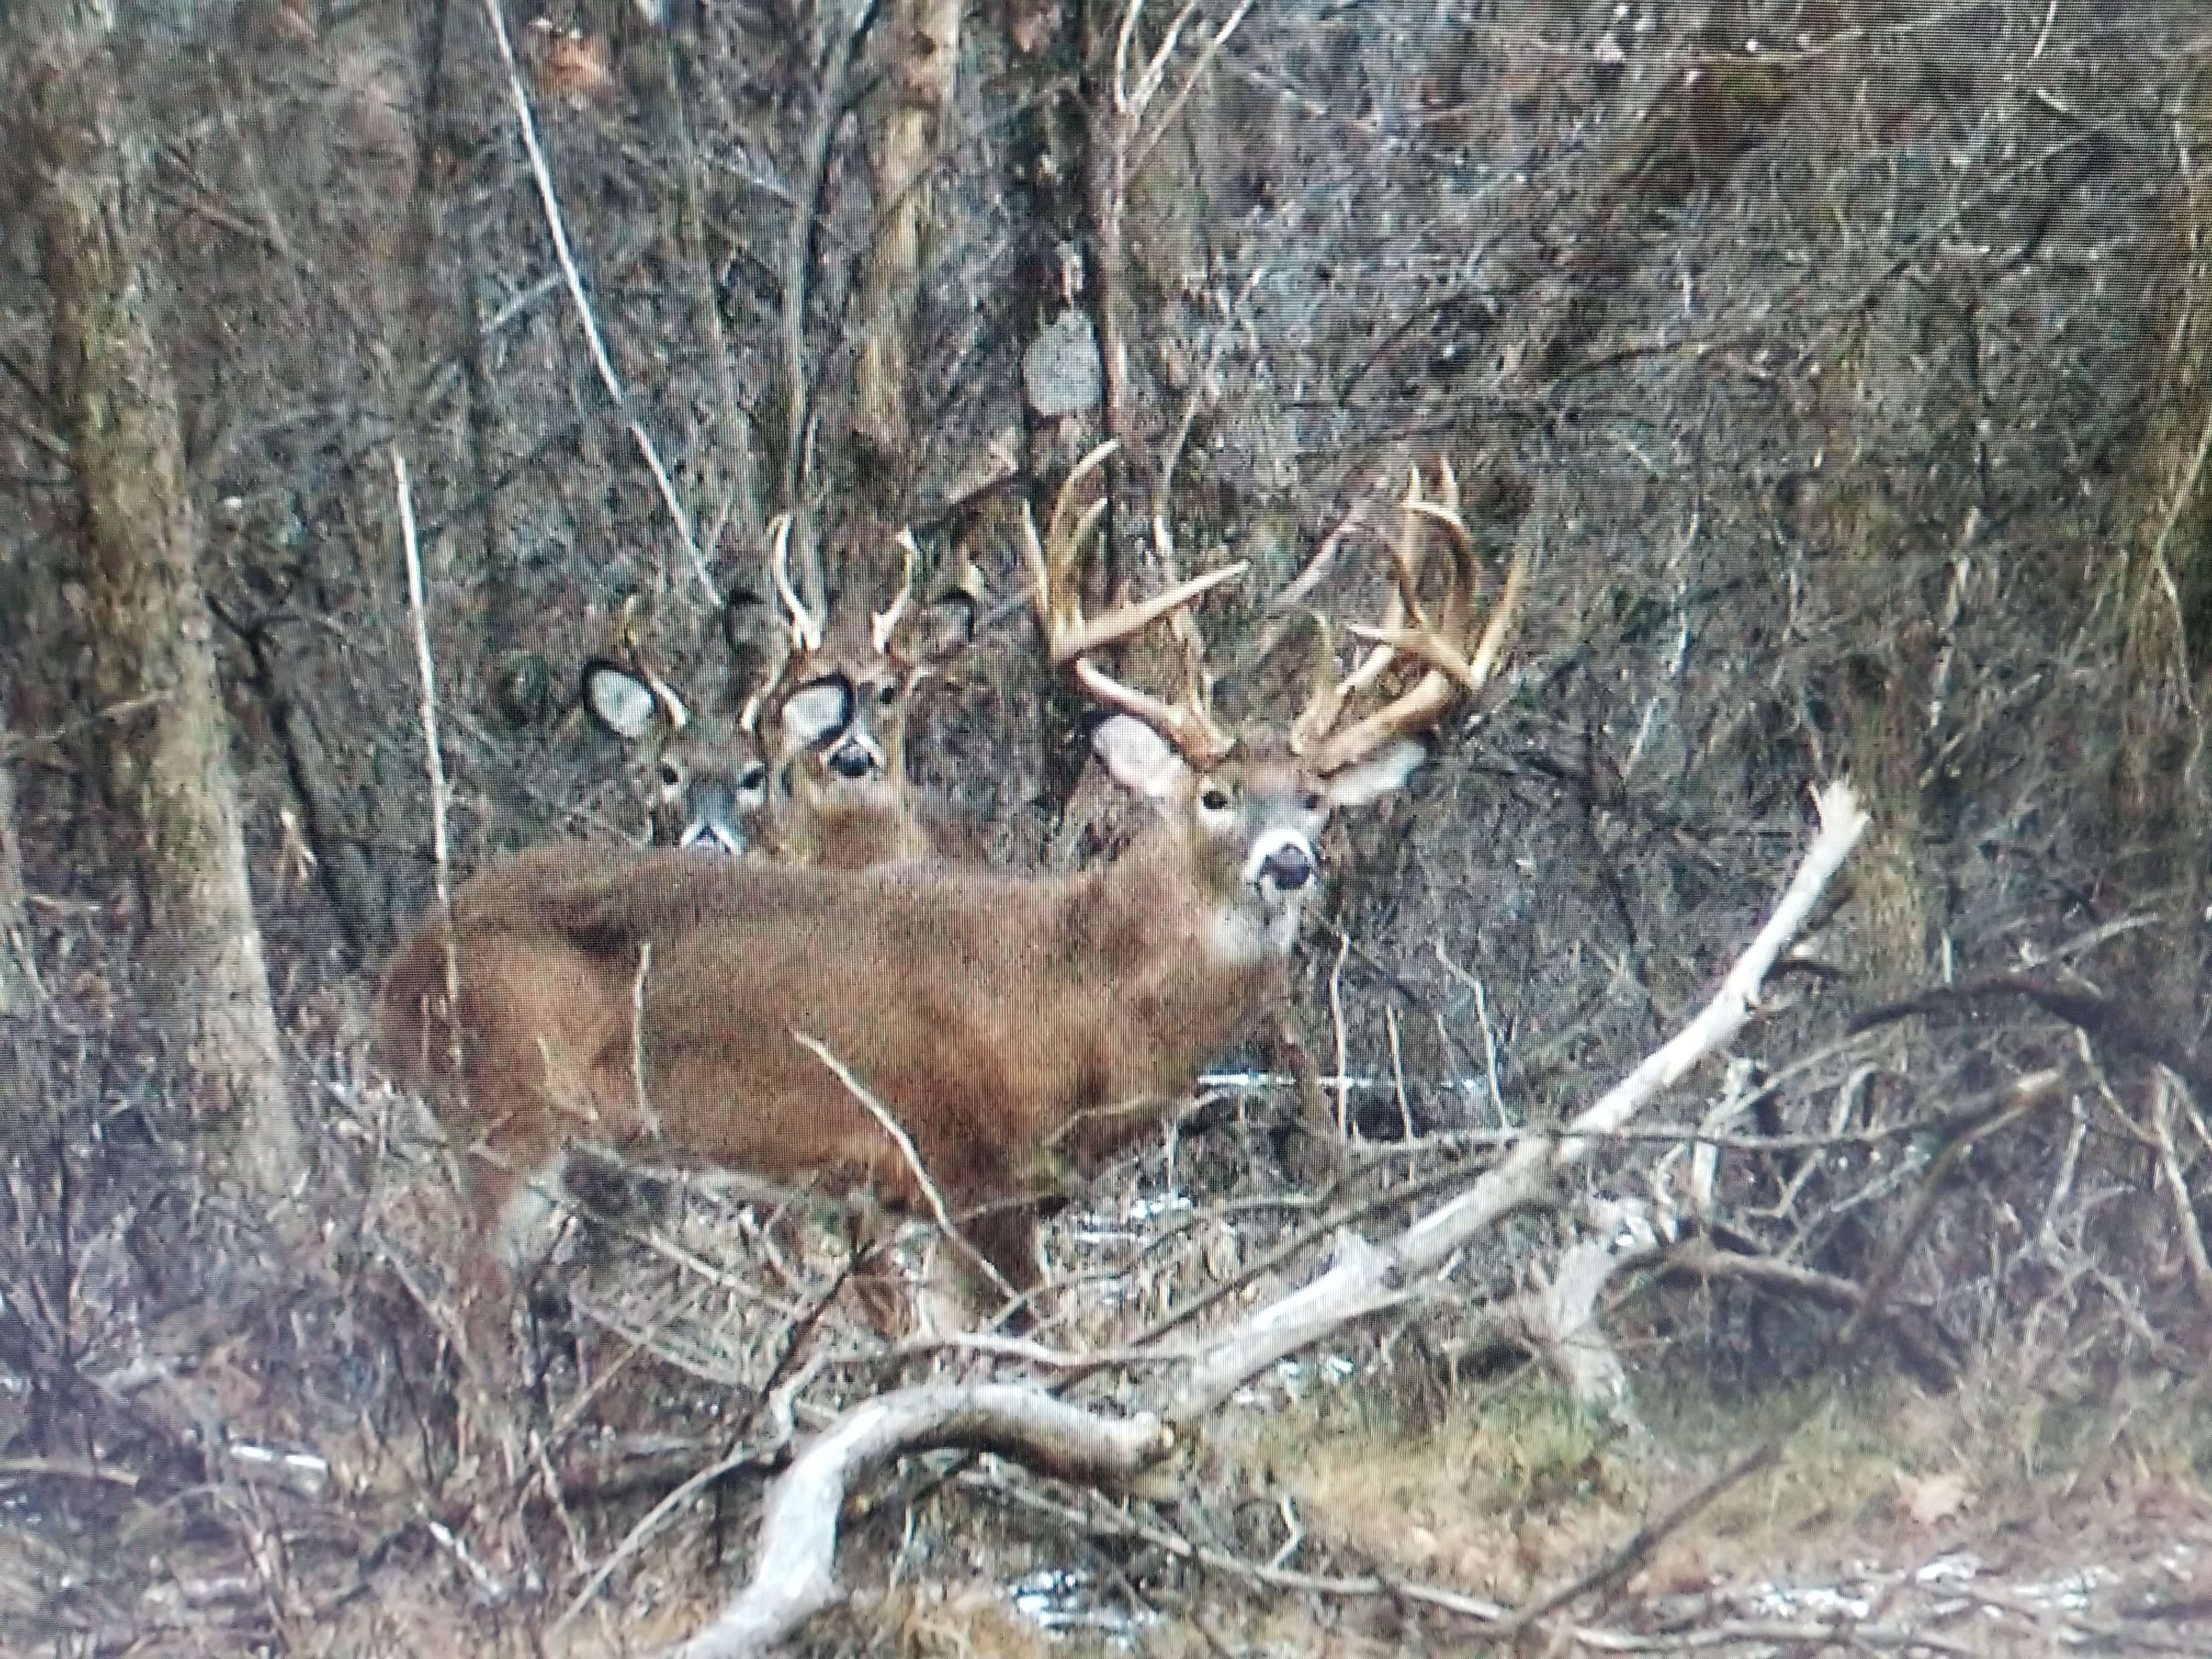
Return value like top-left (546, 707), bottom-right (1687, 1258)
top-left (675, 784), bottom-right (746, 856)
top-left (827, 742), bottom-right (874, 780)
top-left (1259, 845), bottom-right (1314, 890)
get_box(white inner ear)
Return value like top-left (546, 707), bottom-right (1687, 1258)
top-left (1324, 737), bottom-right (1429, 808)
top-left (780, 679), bottom-right (850, 752)
top-left (584, 667), bottom-right (659, 740)
top-left (1092, 715), bottom-right (1190, 803)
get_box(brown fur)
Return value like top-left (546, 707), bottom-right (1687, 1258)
top-left (758, 613), bottom-right (974, 868)
top-left (375, 733), bottom-right (1420, 1339)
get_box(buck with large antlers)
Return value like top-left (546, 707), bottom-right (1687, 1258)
top-left (376, 450), bottom-right (1524, 1350)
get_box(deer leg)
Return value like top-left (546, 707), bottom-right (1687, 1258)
top-left (955, 1199), bottom-right (1045, 1325)
top-left (450, 1130), bottom-right (566, 1382)
top-left (1276, 1005), bottom-right (1346, 1183)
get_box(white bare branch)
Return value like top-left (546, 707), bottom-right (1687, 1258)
top-left (1462, 1197), bottom-right (1669, 1412)
top-left (654, 1387), bottom-right (1171, 1659)
top-left (1171, 781), bottom-right (1870, 1419)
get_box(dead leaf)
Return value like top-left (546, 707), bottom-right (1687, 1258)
top-left (1898, 1470), bottom-right (1974, 1528)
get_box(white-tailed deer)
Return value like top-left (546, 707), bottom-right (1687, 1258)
top-left (582, 657), bottom-right (773, 857)
top-left (376, 453), bottom-right (1524, 1349)
top-left (758, 516), bottom-right (982, 868)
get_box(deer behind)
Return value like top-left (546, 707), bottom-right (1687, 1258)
top-left (758, 518), bottom-right (982, 868)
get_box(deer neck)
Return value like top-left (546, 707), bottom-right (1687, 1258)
top-left (1061, 822), bottom-right (1295, 1008)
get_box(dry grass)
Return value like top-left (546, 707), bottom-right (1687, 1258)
top-left (1246, 1360), bottom-right (2212, 1621)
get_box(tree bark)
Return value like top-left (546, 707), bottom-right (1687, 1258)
top-left (24, 8), bottom-right (301, 1193)
top-left (853, 0), bottom-right (963, 459)
top-left (2109, 57), bottom-right (2212, 1023)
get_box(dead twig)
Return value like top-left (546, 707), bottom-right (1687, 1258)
top-left (393, 448), bottom-right (460, 1070)
top-left (656, 1387), bottom-right (1170, 1659)
top-left (476, 0), bottom-right (718, 609)
top-left (791, 1029), bottom-right (1018, 1304)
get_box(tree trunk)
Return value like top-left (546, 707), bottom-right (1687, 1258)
top-left (2109, 58), bottom-right (2212, 1025)
top-left (25, 9), bottom-right (301, 1194)
top-left (853, 0), bottom-right (964, 460)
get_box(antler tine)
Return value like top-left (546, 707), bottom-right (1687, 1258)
top-left (870, 528), bottom-right (921, 656)
top-left (1020, 493), bottom-right (1108, 650)
top-left (1022, 440), bottom-right (1245, 764)
top-left (1072, 658), bottom-right (1236, 763)
top-left (1291, 462), bottom-right (1464, 749)
top-left (1046, 561), bottom-right (1249, 665)
top-left (1021, 439), bottom-right (1117, 647)
top-left (1301, 460), bottom-right (1525, 774)
top-left (1049, 438), bottom-right (1120, 566)
top-left (769, 512), bottom-right (825, 654)
top-left (641, 665), bottom-right (692, 730)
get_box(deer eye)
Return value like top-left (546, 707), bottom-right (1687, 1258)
top-left (658, 759), bottom-right (684, 788)
top-left (739, 764), bottom-right (766, 791)
top-left (1301, 790), bottom-right (1323, 812)
top-left (877, 683), bottom-right (899, 708)
top-left (1200, 787), bottom-right (1231, 813)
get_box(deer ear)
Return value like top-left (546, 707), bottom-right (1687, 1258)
top-left (778, 677), bottom-right (854, 756)
top-left (1092, 715), bottom-right (1190, 803)
top-left (1324, 737), bottom-right (1429, 808)
top-left (583, 662), bottom-right (661, 740)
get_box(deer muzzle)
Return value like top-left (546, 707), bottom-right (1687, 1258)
top-left (1244, 830), bottom-right (1317, 895)
top-left (678, 784), bottom-right (749, 857)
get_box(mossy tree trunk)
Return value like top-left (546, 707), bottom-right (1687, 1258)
top-left (23, 2), bottom-right (300, 1193)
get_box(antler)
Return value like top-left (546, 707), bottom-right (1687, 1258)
top-left (1293, 461), bottom-right (1528, 774)
top-left (869, 529), bottom-right (922, 656)
top-left (768, 512), bottom-right (825, 654)
top-left (1021, 439), bottom-right (1249, 765)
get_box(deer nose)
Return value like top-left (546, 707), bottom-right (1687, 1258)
top-left (1255, 843), bottom-right (1314, 892)
top-left (826, 740), bottom-right (876, 780)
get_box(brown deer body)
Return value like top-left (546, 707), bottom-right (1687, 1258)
top-left (375, 456), bottom-right (1522, 1343)
top-left (376, 721), bottom-right (1418, 1301)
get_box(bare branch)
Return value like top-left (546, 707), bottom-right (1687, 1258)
top-left (1171, 781), bottom-right (1872, 1418)
top-left (792, 1030), bottom-right (1018, 1304)
top-left (655, 1387), bottom-right (1169, 1659)
top-left (394, 448), bottom-right (461, 1079)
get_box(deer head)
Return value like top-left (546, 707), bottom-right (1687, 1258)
top-left (760, 514), bottom-right (981, 867)
top-left (580, 657), bottom-right (772, 858)
top-left (1025, 440), bottom-right (1526, 966)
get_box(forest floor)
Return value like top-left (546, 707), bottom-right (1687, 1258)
top-left (7, 1059), bottom-right (2212, 1659)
